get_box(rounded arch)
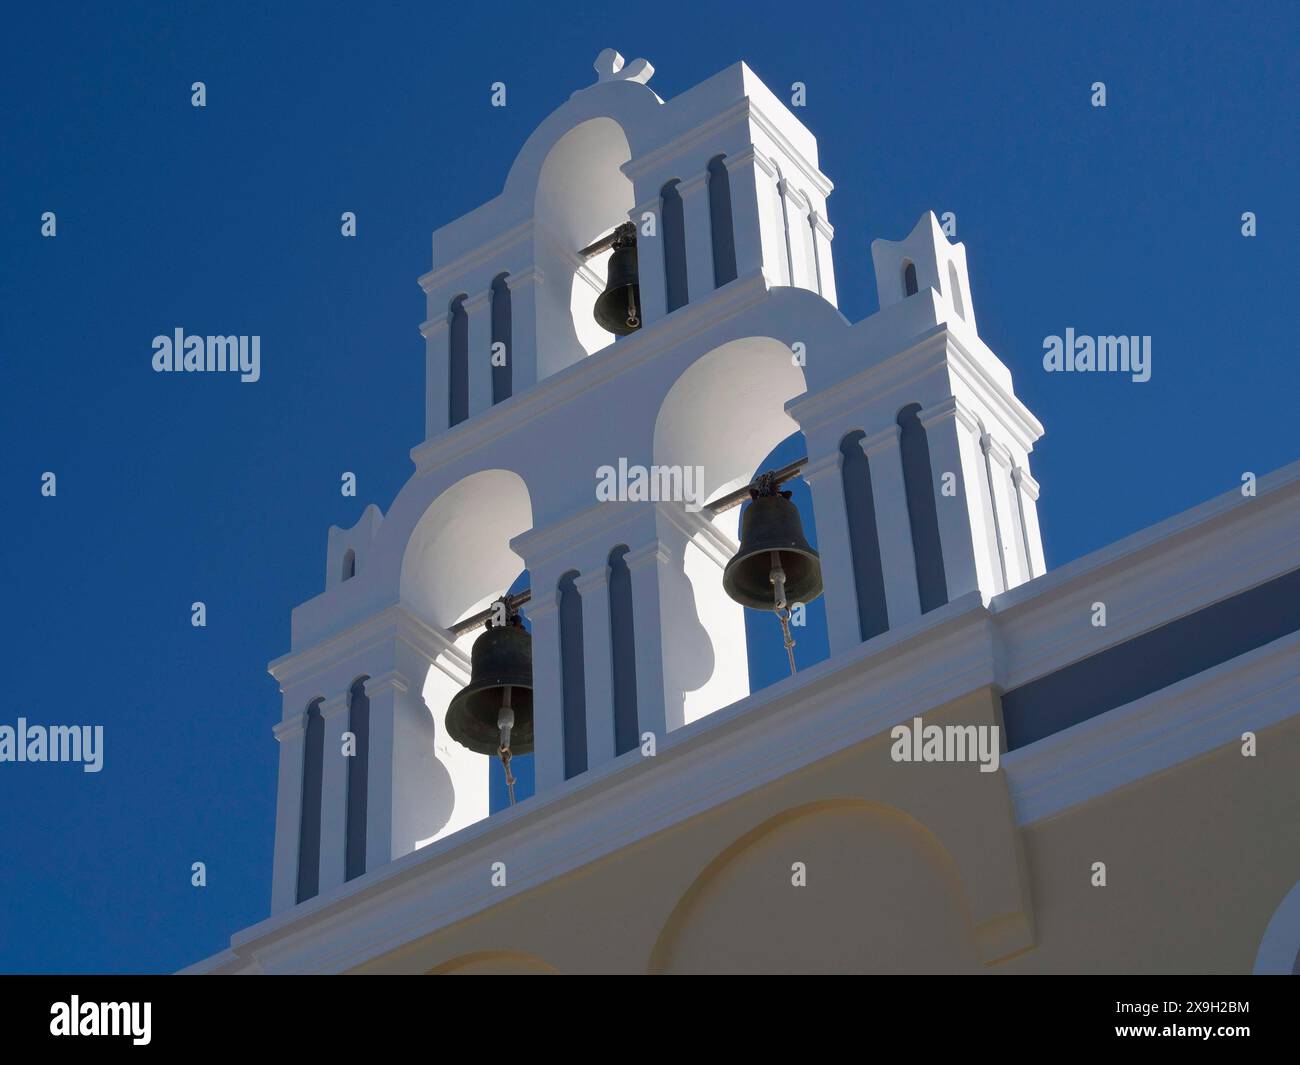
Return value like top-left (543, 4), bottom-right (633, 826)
top-left (653, 335), bottom-right (808, 507)
top-left (396, 471), bottom-right (533, 846)
top-left (902, 258), bottom-right (918, 297)
top-left (650, 337), bottom-right (809, 727)
top-left (341, 548), bottom-right (356, 581)
top-left (399, 468), bottom-right (533, 631)
top-left (533, 117), bottom-right (636, 377)
top-left (648, 799), bottom-right (978, 974)
top-left (427, 949), bottom-right (560, 975)
top-left (500, 80), bottom-right (661, 204)
top-left (1254, 878), bottom-right (1300, 974)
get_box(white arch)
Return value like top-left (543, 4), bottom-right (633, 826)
top-left (650, 337), bottom-right (809, 727)
top-left (654, 335), bottom-right (807, 505)
top-left (533, 117), bottom-right (636, 377)
top-left (399, 468), bottom-right (533, 630)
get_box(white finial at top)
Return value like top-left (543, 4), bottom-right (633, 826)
top-left (593, 48), bottom-right (654, 85)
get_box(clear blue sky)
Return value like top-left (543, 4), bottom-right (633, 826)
top-left (1, 1), bottom-right (1295, 973)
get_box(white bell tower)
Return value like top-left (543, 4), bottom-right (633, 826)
top-left (265, 50), bottom-right (1046, 916)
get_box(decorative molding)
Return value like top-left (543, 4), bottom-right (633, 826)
top-left (318, 693), bottom-right (350, 720)
top-left (418, 219), bottom-right (534, 296)
top-left (1004, 630), bottom-right (1300, 824)
top-left (364, 670), bottom-right (411, 699)
top-left (859, 423), bottom-right (902, 458)
top-left (272, 713), bottom-right (307, 742)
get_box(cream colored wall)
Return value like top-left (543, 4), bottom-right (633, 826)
top-left (349, 691), bottom-right (1300, 975)
top-left (1000, 715), bottom-right (1300, 974)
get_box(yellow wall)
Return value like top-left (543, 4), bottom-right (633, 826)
top-left (349, 690), bottom-right (1300, 975)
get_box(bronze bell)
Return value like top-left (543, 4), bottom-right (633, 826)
top-left (722, 476), bottom-right (823, 611)
top-left (593, 222), bottom-right (642, 335)
top-left (446, 609), bottom-right (534, 757)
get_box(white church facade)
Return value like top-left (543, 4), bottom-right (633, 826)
top-left (186, 52), bottom-right (1300, 975)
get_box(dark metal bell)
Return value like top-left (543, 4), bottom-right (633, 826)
top-left (446, 614), bottom-right (534, 756)
top-left (593, 223), bottom-right (642, 335)
top-left (723, 487), bottom-right (823, 611)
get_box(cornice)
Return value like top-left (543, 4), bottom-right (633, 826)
top-left (268, 604), bottom-right (468, 694)
top-left (409, 271), bottom-right (771, 476)
top-left (417, 219), bottom-right (534, 296)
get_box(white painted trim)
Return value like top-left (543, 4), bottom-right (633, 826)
top-left (1003, 630), bottom-right (1300, 824)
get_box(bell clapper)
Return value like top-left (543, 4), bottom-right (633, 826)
top-left (498, 686), bottom-right (517, 806)
top-left (769, 550), bottom-right (798, 676)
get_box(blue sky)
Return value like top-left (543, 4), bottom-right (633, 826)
top-left (1, 1), bottom-right (1295, 973)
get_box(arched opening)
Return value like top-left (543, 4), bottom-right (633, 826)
top-left (399, 469), bottom-right (534, 840)
top-left (707, 155), bottom-right (738, 288)
top-left (653, 337), bottom-right (808, 728)
top-left (948, 262), bottom-right (965, 319)
top-left (344, 677), bottom-right (369, 881)
top-left (341, 548), bottom-right (356, 582)
top-left (532, 117), bottom-right (636, 378)
top-left (897, 403), bottom-right (947, 613)
top-left (448, 295), bottom-right (469, 427)
top-left (490, 273), bottom-right (513, 404)
top-left (840, 429), bottom-right (889, 641)
top-left (558, 570), bottom-right (587, 778)
top-left (296, 699), bottom-right (324, 904)
top-left (661, 178), bottom-right (689, 313)
top-left (902, 260), bottom-right (918, 298)
top-left (608, 545), bottom-right (639, 755)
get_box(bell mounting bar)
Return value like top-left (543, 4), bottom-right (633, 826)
top-left (704, 457), bottom-right (809, 515)
top-left (450, 589), bottom-right (532, 638)
top-left (578, 221), bottom-right (636, 260)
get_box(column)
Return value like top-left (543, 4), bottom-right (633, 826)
top-left (678, 169), bottom-right (716, 303)
top-left (421, 314), bottom-right (450, 440)
top-left (362, 642), bottom-right (435, 871)
top-left (630, 194), bottom-right (667, 327)
top-left (808, 210), bottom-right (838, 306)
top-left (316, 690), bottom-right (350, 892)
top-left (799, 449), bottom-right (861, 657)
top-left (523, 570), bottom-right (567, 793)
top-left (270, 708), bottom-right (307, 914)
top-left (465, 289), bottom-right (493, 419)
top-left (861, 425), bottom-right (922, 627)
top-left (918, 397), bottom-right (994, 603)
top-left (1012, 466), bottom-right (1047, 579)
top-left (504, 266), bottom-right (541, 393)
top-left (982, 435), bottom-right (1026, 590)
top-left (722, 147), bottom-right (787, 287)
top-left (777, 179), bottom-right (816, 291)
top-left (576, 566), bottom-right (616, 769)
top-left (623, 540), bottom-right (669, 747)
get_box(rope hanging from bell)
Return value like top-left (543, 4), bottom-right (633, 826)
top-left (721, 469), bottom-right (824, 677)
top-left (445, 595), bottom-right (534, 806)
top-left (497, 685), bottom-right (517, 807)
